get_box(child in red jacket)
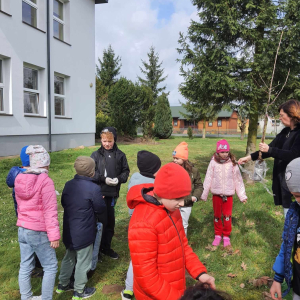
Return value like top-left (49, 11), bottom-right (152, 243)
top-left (127, 163), bottom-right (215, 300)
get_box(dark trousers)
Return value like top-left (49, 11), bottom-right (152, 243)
top-left (100, 197), bottom-right (115, 252)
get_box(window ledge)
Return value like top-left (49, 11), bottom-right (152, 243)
top-left (55, 116), bottom-right (72, 119)
top-left (53, 36), bottom-right (71, 46)
top-left (0, 10), bottom-right (12, 17)
top-left (24, 114), bottom-right (47, 118)
top-left (22, 21), bottom-right (46, 34)
top-left (0, 112), bottom-right (13, 116)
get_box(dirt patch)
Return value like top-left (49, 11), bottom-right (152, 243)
top-left (102, 284), bottom-right (124, 294)
top-left (96, 136), bottom-right (160, 145)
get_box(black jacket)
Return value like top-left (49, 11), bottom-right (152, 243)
top-left (61, 175), bottom-right (106, 250)
top-left (251, 124), bottom-right (300, 208)
top-left (91, 144), bottom-right (130, 198)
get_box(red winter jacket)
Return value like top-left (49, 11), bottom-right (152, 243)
top-left (127, 184), bottom-right (207, 300)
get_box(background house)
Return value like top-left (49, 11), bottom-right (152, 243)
top-left (0, 0), bottom-right (107, 157)
top-left (258, 115), bottom-right (284, 135)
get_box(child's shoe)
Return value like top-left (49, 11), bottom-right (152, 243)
top-left (223, 237), bottom-right (231, 247)
top-left (72, 287), bottom-right (96, 299)
top-left (121, 289), bottom-right (134, 300)
top-left (56, 281), bottom-right (74, 294)
top-left (212, 235), bottom-right (222, 246)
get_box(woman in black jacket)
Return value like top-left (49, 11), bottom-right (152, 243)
top-left (239, 99), bottom-right (300, 216)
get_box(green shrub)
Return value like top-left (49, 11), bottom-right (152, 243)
top-left (187, 126), bottom-right (193, 139)
top-left (96, 111), bottom-right (111, 138)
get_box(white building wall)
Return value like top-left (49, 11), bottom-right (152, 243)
top-left (0, 0), bottom-right (97, 156)
top-left (258, 116), bottom-right (285, 135)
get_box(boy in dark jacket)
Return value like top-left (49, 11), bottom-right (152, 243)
top-left (56, 156), bottom-right (106, 300)
top-left (91, 127), bottom-right (130, 259)
top-left (270, 157), bottom-right (300, 300)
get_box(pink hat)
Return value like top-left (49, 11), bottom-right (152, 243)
top-left (216, 139), bottom-right (230, 153)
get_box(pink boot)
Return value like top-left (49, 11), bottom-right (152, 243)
top-left (212, 235), bottom-right (222, 246)
top-left (223, 236), bottom-right (231, 247)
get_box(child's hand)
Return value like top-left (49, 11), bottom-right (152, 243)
top-left (192, 196), bottom-right (197, 202)
top-left (270, 281), bottom-right (282, 300)
top-left (241, 199), bottom-right (247, 204)
top-left (50, 240), bottom-right (59, 249)
top-left (198, 273), bottom-right (216, 290)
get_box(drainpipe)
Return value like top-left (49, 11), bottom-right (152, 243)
top-left (47, 0), bottom-right (52, 152)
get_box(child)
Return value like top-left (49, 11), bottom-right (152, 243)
top-left (122, 150), bottom-right (161, 300)
top-left (56, 156), bottom-right (106, 300)
top-left (201, 139), bottom-right (247, 247)
top-left (127, 163), bottom-right (215, 300)
top-left (6, 145), bottom-right (30, 216)
top-left (270, 157), bottom-right (300, 300)
top-left (173, 142), bottom-right (203, 235)
top-left (15, 145), bottom-right (60, 300)
top-left (179, 283), bottom-right (232, 300)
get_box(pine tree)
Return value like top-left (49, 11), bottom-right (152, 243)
top-left (178, 0), bottom-right (300, 154)
top-left (138, 46), bottom-right (168, 100)
top-left (96, 45), bottom-right (122, 88)
top-left (153, 93), bottom-right (173, 139)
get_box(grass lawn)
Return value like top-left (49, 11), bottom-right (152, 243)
top-left (0, 137), bottom-right (290, 300)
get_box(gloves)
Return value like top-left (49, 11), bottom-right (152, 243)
top-left (105, 177), bottom-right (119, 186)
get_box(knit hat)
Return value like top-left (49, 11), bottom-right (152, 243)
top-left (153, 163), bottom-right (191, 199)
top-left (137, 150), bottom-right (161, 178)
top-left (216, 139), bottom-right (230, 153)
top-left (74, 156), bottom-right (95, 178)
top-left (101, 127), bottom-right (117, 142)
top-left (26, 145), bottom-right (50, 168)
top-left (20, 146), bottom-right (30, 167)
top-left (285, 158), bottom-right (300, 193)
top-left (172, 142), bottom-right (188, 160)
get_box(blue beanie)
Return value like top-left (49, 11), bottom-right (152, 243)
top-left (20, 146), bottom-right (30, 167)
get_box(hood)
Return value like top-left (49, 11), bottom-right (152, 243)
top-left (128, 173), bottom-right (155, 190)
top-left (126, 183), bottom-right (157, 209)
top-left (15, 173), bottom-right (48, 200)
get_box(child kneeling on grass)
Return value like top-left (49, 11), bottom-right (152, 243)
top-left (270, 157), bottom-right (300, 300)
top-left (56, 156), bottom-right (106, 300)
top-left (127, 162), bottom-right (215, 300)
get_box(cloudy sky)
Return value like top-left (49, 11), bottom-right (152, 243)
top-left (95, 0), bottom-right (199, 106)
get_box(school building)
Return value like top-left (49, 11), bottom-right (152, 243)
top-left (0, 0), bottom-right (108, 157)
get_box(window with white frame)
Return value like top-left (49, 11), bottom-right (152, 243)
top-left (22, 0), bottom-right (37, 27)
top-left (24, 67), bottom-right (39, 114)
top-left (217, 119), bottom-right (222, 127)
top-left (0, 60), bottom-right (3, 112)
top-left (208, 122), bottom-right (213, 127)
top-left (53, 0), bottom-right (64, 40)
top-left (173, 119), bottom-right (178, 126)
top-left (54, 75), bottom-right (65, 116)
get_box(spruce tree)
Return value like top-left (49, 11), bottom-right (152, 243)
top-left (97, 45), bottom-right (122, 88)
top-left (138, 46), bottom-right (168, 101)
top-left (153, 93), bottom-right (173, 139)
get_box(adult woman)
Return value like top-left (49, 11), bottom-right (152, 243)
top-left (238, 99), bottom-right (300, 215)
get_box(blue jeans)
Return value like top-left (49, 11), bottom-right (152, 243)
top-left (18, 227), bottom-right (58, 300)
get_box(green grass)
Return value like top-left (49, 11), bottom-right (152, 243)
top-left (0, 137), bottom-right (289, 299)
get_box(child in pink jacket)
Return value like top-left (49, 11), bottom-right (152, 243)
top-left (201, 140), bottom-right (247, 248)
top-left (15, 145), bottom-right (60, 300)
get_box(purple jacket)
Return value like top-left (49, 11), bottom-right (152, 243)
top-left (15, 173), bottom-right (60, 242)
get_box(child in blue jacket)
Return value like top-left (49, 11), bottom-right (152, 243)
top-left (270, 157), bottom-right (300, 300)
top-left (6, 146), bottom-right (30, 216)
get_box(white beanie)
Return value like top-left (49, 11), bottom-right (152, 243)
top-left (26, 145), bottom-right (50, 169)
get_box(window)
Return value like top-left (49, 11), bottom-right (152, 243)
top-left (0, 60), bottom-right (3, 111)
top-left (22, 0), bottom-right (37, 27)
top-left (54, 75), bottom-right (65, 116)
top-left (53, 0), bottom-right (64, 40)
top-left (208, 122), bottom-right (213, 127)
top-left (24, 67), bottom-right (39, 114)
top-left (217, 119), bottom-right (222, 127)
top-left (173, 119), bottom-right (178, 126)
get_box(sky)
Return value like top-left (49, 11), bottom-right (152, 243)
top-left (95, 0), bottom-right (199, 106)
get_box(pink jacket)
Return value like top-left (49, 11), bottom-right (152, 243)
top-left (15, 173), bottom-right (60, 242)
top-left (201, 156), bottom-right (247, 202)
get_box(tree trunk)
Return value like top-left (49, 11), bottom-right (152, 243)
top-left (246, 98), bottom-right (259, 155)
top-left (240, 126), bottom-right (245, 140)
top-left (202, 118), bottom-right (206, 139)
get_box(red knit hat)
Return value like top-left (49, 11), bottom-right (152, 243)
top-left (173, 141), bottom-right (188, 160)
top-left (153, 163), bottom-right (191, 199)
top-left (216, 139), bottom-right (230, 153)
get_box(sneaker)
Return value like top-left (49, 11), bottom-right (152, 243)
top-left (212, 235), bottom-right (222, 246)
top-left (223, 236), bottom-right (231, 247)
top-left (72, 287), bottom-right (96, 299)
top-left (121, 290), bottom-right (134, 300)
top-left (56, 281), bottom-right (74, 294)
top-left (101, 249), bottom-right (119, 260)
